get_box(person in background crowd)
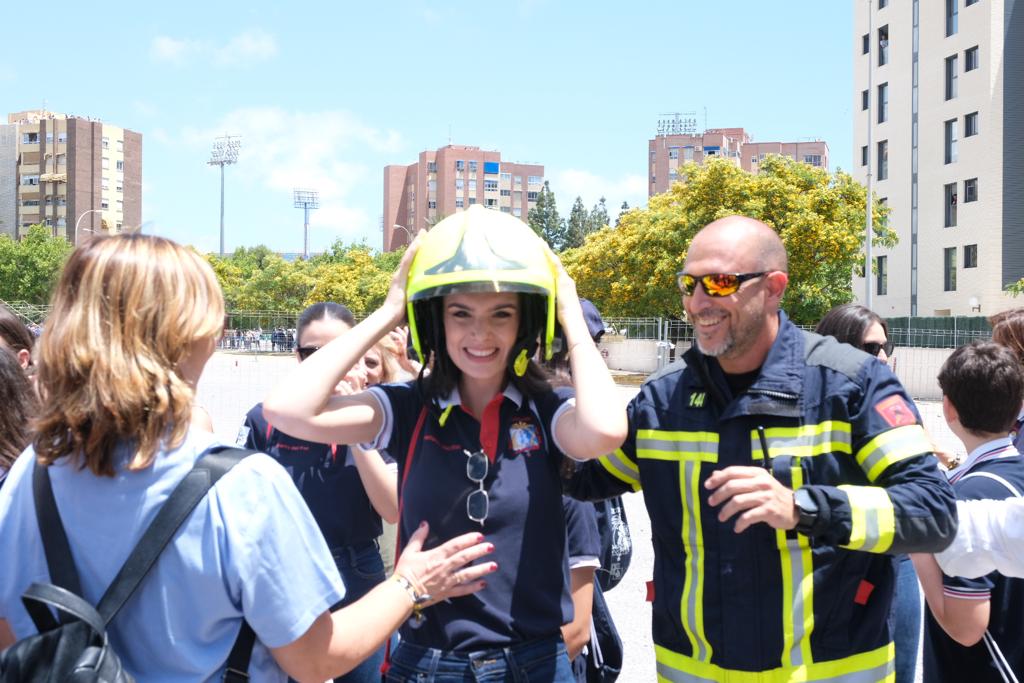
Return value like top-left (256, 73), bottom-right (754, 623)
top-left (0, 233), bottom-right (492, 680)
top-left (990, 309), bottom-right (1024, 453)
top-left (815, 303), bottom-right (918, 683)
top-left (0, 304), bottom-right (35, 374)
top-left (264, 207), bottom-right (627, 682)
top-left (914, 341), bottom-right (1024, 682)
top-left (0, 347), bottom-right (38, 487)
top-left (566, 215), bottom-right (957, 682)
top-left (239, 301), bottom-right (398, 683)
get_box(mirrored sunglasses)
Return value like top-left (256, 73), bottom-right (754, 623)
top-left (677, 271), bottom-right (768, 297)
top-left (464, 449), bottom-right (489, 526)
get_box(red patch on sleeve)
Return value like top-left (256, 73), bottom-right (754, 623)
top-left (646, 580), bottom-right (656, 602)
top-left (874, 395), bottom-right (917, 428)
top-left (854, 579), bottom-right (875, 605)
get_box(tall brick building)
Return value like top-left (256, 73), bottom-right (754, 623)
top-left (0, 110), bottom-right (142, 243)
top-left (383, 144), bottom-right (543, 252)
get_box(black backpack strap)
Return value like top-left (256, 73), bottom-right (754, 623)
top-left (21, 582), bottom-right (106, 636)
top-left (96, 445), bottom-right (257, 624)
top-left (32, 462), bottom-right (84, 621)
top-left (224, 622), bottom-right (256, 682)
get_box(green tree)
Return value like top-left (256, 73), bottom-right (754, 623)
top-left (560, 155), bottom-right (895, 324)
top-left (0, 225), bottom-right (73, 304)
top-left (565, 196), bottom-right (590, 250)
top-left (615, 201), bottom-right (630, 227)
top-left (587, 197), bottom-right (610, 235)
top-left (528, 181), bottom-right (568, 250)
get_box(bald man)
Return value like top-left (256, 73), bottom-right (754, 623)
top-left (566, 216), bottom-right (956, 682)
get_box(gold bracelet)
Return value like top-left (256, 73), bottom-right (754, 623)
top-left (392, 574), bottom-right (430, 624)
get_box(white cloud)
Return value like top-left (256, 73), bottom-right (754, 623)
top-left (213, 29), bottom-right (278, 67)
top-left (550, 168), bottom-right (648, 221)
top-left (180, 107), bottom-right (403, 241)
top-left (150, 36), bottom-right (200, 65)
top-left (150, 30), bottom-right (277, 68)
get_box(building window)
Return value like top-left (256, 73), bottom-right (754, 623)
top-left (803, 154), bottom-right (822, 167)
top-left (500, 172), bottom-right (511, 182)
top-left (861, 145), bottom-right (869, 166)
top-left (484, 179), bottom-right (498, 192)
top-left (513, 207), bottom-right (522, 217)
top-left (965, 111), bottom-right (979, 136)
top-left (101, 200), bottom-right (110, 210)
top-left (862, 89), bottom-right (869, 111)
top-left (500, 189), bottom-right (511, 197)
top-left (116, 184), bottom-right (123, 193)
top-left (116, 140), bottom-right (123, 152)
top-left (427, 161), bottom-right (437, 173)
top-left (669, 147), bottom-right (679, 160)
top-left (945, 55), bottom-right (958, 100)
top-left (877, 140), bottom-right (888, 180)
top-left (116, 160), bottom-right (124, 172)
top-left (469, 197), bottom-right (477, 205)
top-left (514, 176), bottom-right (523, 188)
top-left (500, 206), bottom-right (511, 213)
top-left (862, 33), bottom-right (870, 55)
top-left (21, 199), bottom-right (40, 207)
top-left (965, 46), bottom-right (979, 71)
top-left (684, 147), bottom-right (694, 161)
top-left (485, 198), bottom-right (497, 207)
top-left (57, 132), bottom-right (66, 143)
top-left (966, 0), bottom-right (978, 4)
top-left (878, 26), bottom-right (889, 66)
top-left (116, 200), bottom-right (123, 212)
top-left (876, 255), bottom-right (888, 295)
top-left (468, 160), bottom-right (478, 173)
top-left (528, 176), bottom-right (543, 185)
top-left (456, 178), bottom-right (464, 190)
top-left (944, 183), bottom-right (958, 227)
top-left (468, 180), bottom-right (477, 192)
top-left (456, 160), bottom-right (465, 172)
top-left (427, 180), bottom-right (437, 193)
top-left (56, 153), bottom-right (66, 166)
top-left (22, 132), bottom-right (39, 144)
top-left (945, 119), bottom-right (958, 163)
top-left (964, 177), bottom-right (978, 202)
top-left (946, 0), bottom-right (958, 35)
top-left (878, 83), bottom-right (888, 123)
top-left (428, 200), bottom-right (436, 209)
top-left (455, 198), bottom-right (464, 208)
top-left (102, 157), bottom-right (110, 170)
top-left (102, 137), bottom-right (110, 149)
top-left (20, 175), bottom-right (39, 186)
top-left (527, 191), bottom-right (539, 201)
top-left (964, 244), bottom-right (978, 268)
top-left (944, 247), bottom-right (957, 290)
top-left (879, 0), bottom-right (888, 7)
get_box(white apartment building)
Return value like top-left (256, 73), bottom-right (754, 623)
top-left (852, 0), bottom-right (1022, 317)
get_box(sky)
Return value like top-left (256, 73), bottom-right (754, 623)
top-left (1, 1), bottom-right (854, 255)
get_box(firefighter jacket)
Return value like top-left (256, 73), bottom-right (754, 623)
top-left (565, 312), bottom-right (957, 683)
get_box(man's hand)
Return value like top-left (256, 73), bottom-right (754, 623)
top-left (705, 466), bottom-right (799, 533)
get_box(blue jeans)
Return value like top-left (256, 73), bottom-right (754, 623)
top-left (385, 635), bottom-right (575, 682)
top-left (289, 541), bottom-right (390, 683)
top-left (893, 554), bottom-right (921, 683)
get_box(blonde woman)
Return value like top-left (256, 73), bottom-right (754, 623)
top-left (0, 234), bottom-right (491, 682)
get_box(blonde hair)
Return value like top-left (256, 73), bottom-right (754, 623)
top-left (33, 234), bottom-right (225, 476)
top-left (372, 334), bottom-right (404, 384)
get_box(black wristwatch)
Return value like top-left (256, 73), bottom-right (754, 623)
top-left (793, 487), bottom-right (819, 535)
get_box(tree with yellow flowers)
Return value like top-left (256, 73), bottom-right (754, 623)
top-left (560, 155), bottom-right (894, 324)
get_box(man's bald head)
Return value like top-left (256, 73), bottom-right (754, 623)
top-left (687, 216), bottom-right (788, 273)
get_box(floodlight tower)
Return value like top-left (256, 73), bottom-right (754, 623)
top-left (293, 189), bottom-right (320, 259)
top-left (208, 134), bottom-right (242, 255)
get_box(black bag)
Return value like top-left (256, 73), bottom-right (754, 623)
top-left (584, 581), bottom-right (623, 683)
top-left (594, 496), bottom-right (632, 593)
top-left (0, 446), bottom-right (258, 682)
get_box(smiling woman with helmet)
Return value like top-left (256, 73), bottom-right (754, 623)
top-left (264, 206), bottom-right (627, 681)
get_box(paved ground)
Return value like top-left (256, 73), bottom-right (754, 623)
top-left (198, 352), bottom-right (953, 682)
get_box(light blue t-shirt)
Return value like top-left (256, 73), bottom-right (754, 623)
top-left (0, 429), bottom-right (346, 682)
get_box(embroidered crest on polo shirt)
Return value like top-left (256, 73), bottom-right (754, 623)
top-left (874, 395), bottom-right (917, 428)
top-left (509, 419), bottom-right (541, 455)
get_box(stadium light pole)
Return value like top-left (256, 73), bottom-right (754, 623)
top-left (74, 209), bottom-right (104, 244)
top-left (208, 134), bottom-right (241, 255)
top-left (293, 189), bottom-right (320, 259)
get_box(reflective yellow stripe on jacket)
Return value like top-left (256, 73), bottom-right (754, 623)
top-left (636, 430), bottom-right (719, 665)
top-left (750, 421), bottom-right (853, 461)
top-left (655, 642), bottom-right (895, 683)
top-left (854, 424), bottom-right (932, 482)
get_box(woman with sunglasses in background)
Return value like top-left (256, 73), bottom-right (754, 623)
top-left (264, 207), bottom-right (627, 682)
top-left (815, 303), bottom-right (916, 683)
top-left (238, 301), bottom-right (399, 683)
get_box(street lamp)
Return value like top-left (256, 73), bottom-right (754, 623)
top-left (208, 134), bottom-right (241, 255)
top-left (74, 209), bottom-right (104, 244)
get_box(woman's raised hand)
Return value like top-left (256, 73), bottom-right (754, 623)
top-left (383, 235), bottom-right (423, 326)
